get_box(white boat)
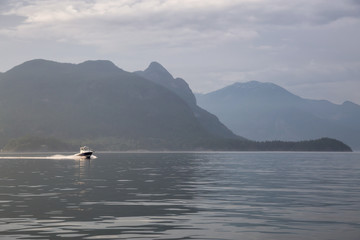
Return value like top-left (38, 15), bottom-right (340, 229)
top-left (75, 146), bottom-right (93, 159)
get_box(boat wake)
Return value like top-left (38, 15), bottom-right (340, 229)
top-left (0, 154), bottom-right (97, 160)
top-left (48, 154), bottom-right (95, 160)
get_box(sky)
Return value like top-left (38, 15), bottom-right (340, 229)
top-left (0, 0), bottom-right (360, 104)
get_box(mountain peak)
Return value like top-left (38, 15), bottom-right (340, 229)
top-left (78, 60), bottom-right (121, 72)
top-left (7, 59), bottom-right (123, 75)
top-left (6, 59), bottom-right (74, 76)
top-left (10, 59), bottom-right (63, 69)
top-left (144, 61), bottom-right (174, 80)
top-left (148, 61), bottom-right (167, 71)
top-left (230, 81), bottom-right (283, 90)
top-left (137, 62), bottom-right (197, 106)
top-left (202, 80), bottom-right (301, 107)
top-left (221, 81), bottom-right (297, 98)
top-left (342, 100), bottom-right (358, 107)
top-left (341, 101), bottom-right (360, 111)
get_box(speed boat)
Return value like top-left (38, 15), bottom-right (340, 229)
top-left (75, 146), bottom-right (93, 159)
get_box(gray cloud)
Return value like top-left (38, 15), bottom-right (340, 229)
top-left (0, 14), bottom-right (26, 28)
top-left (0, 0), bottom-right (359, 104)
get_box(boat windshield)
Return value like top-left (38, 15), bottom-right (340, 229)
top-left (80, 146), bottom-right (91, 152)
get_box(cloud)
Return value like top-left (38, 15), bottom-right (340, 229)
top-left (0, 0), bottom-right (360, 104)
top-left (0, 14), bottom-right (26, 29)
top-left (0, 0), bottom-right (261, 50)
top-left (2, 0), bottom-right (359, 47)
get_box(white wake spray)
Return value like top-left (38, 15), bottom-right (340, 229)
top-left (0, 154), bottom-right (97, 160)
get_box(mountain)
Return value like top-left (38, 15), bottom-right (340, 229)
top-left (136, 62), bottom-right (196, 106)
top-left (0, 59), bottom-right (218, 150)
top-left (197, 81), bottom-right (360, 150)
top-left (135, 62), bottom-right (240, 140)
top-left (0, 61), bottom-right (351, 151)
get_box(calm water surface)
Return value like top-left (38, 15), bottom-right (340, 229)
top-left (0, 152), bottom-right (359, 239)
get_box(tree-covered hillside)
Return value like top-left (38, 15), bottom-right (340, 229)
top-left (197, 81), bottom-right (360, 150)
top-left (0, 60), bottom-right (212, 150)
top-left (0, 60), bottom-right (352, 152)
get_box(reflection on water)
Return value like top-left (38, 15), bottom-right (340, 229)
top-left (0, 152), bottom-right (360, 239)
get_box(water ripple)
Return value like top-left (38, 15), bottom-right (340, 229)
top-left (0, 152), bottom-right (359, 240)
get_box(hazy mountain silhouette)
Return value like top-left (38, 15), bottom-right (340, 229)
top-left (0, 61), bottom-right (351, 151)
top-left (0, 59), bottom-right (217, 150)
top-left (197, 81), bottom-right (360, 150)
top-left (135, 62), bottom-right (240, 140)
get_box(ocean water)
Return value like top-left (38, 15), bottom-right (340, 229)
top-left (0, 152), bottom-right (359, 240)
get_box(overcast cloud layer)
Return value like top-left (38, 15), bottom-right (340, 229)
top-left (1, 0), bottom-right (360, 104)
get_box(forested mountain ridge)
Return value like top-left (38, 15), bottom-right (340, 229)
top-left (135, 62), bottom-right (241, 140)
top-left (197, 81), bottom-right (360, 150)
top-left (0, 60), bottom-right (352, 151)
top-left (0, 59), bottom-right (212, 150)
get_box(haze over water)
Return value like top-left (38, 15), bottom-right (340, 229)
top-left (0, 152), bottom-right (359, 239)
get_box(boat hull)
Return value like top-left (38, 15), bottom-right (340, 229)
top-left (75, 151), bottom-right (93, 159)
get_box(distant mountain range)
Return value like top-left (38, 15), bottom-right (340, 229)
top-left (0, 60), bottom-right (351, 151)
top-left (197, 81), bottom-right (360, 150)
